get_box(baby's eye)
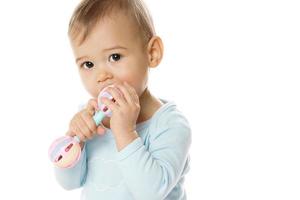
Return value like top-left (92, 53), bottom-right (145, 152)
top-left (108, 53), bottom-right (122, 62)
top-left (81, 61), bottom-right (94, 69)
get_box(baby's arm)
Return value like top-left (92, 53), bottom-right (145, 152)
top-left (53, 99), bottom-right (104, 189)
top-left (53, 102), bottom-right (92, 190)
top-left (116, 114), bottom-right (192, 200)
top-left (53, 144), bottom-right (87, 190)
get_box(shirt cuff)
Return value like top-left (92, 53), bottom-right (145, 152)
top-left (116, 137), bottom-right (143, 161)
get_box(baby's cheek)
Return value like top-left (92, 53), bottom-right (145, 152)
top-left (84, 81), bottom-right (98, 98)
top-left (85, 85), bottom-right (98, 99)
top-left (124, 81), bottom-right (142, 95)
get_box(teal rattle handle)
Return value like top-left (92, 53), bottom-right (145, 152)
top-left (93, 110), bottom-right (106, 126)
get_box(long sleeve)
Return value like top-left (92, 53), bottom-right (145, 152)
top-left (116, 114), bottom-right (192, 200)
top-left (53, 144), bottom-right (88, 190)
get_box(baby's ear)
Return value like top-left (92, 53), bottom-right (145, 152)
top-left (146, 36), bottom-right (164, 68)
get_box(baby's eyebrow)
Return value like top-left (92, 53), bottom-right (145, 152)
top-left (76, 56), bottom-right (88, 64)
top-left (102, 45), bottom-right (127, 52)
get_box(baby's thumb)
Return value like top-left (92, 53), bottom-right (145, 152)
top-left (86, 99), bottom-right (99, 115)
top-left (97, 125), bottom-right (106, 135)
top-left (66, 129), bottom-right (75, 137)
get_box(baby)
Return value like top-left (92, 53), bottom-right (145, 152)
top-left (54, 0), bottom-right (192, 199)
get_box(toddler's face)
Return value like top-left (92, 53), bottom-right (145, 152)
top-left (70, 11), bottom-right (149, 98)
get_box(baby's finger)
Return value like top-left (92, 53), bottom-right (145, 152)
top-left (86, 99), bottom-right (98, 115)
top-left (66, 129), bottom-right (75, 137)
top-left (67, 121), bottom-right (79, 137)
top-left (124, 82), bottom-right (139, 103)
top-left (76, 117), bottom-right (93, 140)
top-left (81, 111), bottom-right (97, 134)
top-left (116, 83), bottom-right (134, 104)
top-left (76, 130), bottom-right (86, 142)
top-left (97, 125), bottom-right (106, 135)
top-left (69, 125), bottom-right (84, 141)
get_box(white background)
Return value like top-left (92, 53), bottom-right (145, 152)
top-left (0, 0), bottom-right (299, 199)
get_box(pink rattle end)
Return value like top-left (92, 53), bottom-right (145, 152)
top-left (48, 136), bottom-right (81, 168)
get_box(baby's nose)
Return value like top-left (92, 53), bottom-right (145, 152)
top-left (97, 70), bottom-right (113, 83)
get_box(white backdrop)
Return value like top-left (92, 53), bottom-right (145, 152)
top-left (0, 0), bottom-right (299, 199)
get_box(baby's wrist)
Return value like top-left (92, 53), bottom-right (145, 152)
top-left (115, 130), bottom-right (139, 151)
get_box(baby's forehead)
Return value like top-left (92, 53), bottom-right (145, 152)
top-left (72, 11), bottom-right (144, 47)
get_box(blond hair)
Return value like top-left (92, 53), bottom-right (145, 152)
top-left (68, 0), bottom-right (155, 45)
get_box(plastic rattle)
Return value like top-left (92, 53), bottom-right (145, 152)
top-left (48, 88), bottom-right (114, 168)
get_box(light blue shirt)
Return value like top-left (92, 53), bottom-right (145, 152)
top-left (54, 100), bottom-right (192, 200)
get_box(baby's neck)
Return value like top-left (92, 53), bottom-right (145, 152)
top-left (101, 87), bottom-right (162, 129)
top-left (136, 87), bottom-right (163, 123)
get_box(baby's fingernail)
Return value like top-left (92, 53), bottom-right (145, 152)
top-left (97, 127), bottom-right (106, 135)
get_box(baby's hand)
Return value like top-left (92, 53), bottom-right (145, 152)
top-left (66, 99), bottom-right (106, 143)
top-left (101, 82), bottom-right (140, 137)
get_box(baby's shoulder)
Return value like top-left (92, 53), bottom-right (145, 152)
top-left (148, 100), bottom-right (191, 140)
top-left (152, 100), bottom-right (190, 128)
